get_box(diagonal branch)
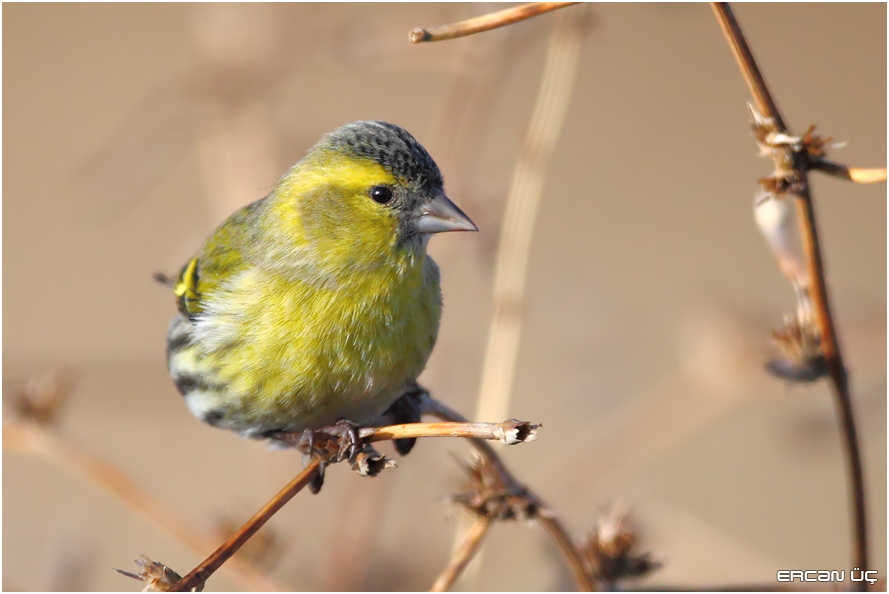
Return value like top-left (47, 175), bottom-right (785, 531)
top-left (420, 395), bottom-right (596, 591)
top-left (430, 517), bottom-right (493, 592)
top-left (410, 2), bottom-right (579, 43)
top-left (169, 459), bottom-right (322, 592)
top-left (167, 418), bottom-right (541, 592)
top-left (710, 2), bottom-right (870, 585)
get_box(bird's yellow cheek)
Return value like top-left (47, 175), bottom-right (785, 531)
top-left (281, 157), bottom-right (406, 265)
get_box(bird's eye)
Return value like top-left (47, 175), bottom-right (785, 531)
top-left (370, 186), bottom-right (393, 205)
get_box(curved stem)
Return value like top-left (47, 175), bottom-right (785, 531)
top-left (410, 2), bottom-right (579, 43)
top-left (430, 517), bottom-right (492, 592)
top-left (421, 396), bottom-right (595, 591)
top-left (710, 2), bottom-right (869, 583)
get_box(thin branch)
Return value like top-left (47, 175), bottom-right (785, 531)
top-left (473, 2), bottom-right (586, 431)
top-left (811, 161), bottom-right (888, 184)
top-left (409, 2), bottom-right (578, 43)
top-left (169, 459), bottom-right (321, 592)
top-left (430, 517), bottom-right (493, 592)
top-left (710, 3), bottom-right (785, 130)
top-left (794, 168), bottom-right (869, 589)
top-left (167, 418), bottom-right (540, 592)
top-left (710, 2), bottom-right (869, 584)
top-left (421, 395), bottom-right (596, 592)
top-left (2, 422), bottom-right (287, 592)
top-left (455, 9), bottom-right (586, 586)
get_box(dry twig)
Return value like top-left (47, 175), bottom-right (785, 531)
top-left (409, 2), bottom-right (578, 43)
top-left (579, 506), bottom-right (660, 590)
top-left (167, 417), bottom-right (540, 592)
top-left (710, 2), bottom-right (874, 585)
top-left (430, 517), bottom-right (493, 592)
top-left (421, 394), bottom-right (596, 591)
top-left (811, 161), bottom-right (887, 184)
top-left (450, 8), bottom-right (586, 585)
top-left (116, 556), bottom-right (190, 592)
top-left (169, 460), bottom-right (322, 592)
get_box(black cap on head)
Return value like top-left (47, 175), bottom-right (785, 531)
top-left (321, 121), bottom-right (444, 193)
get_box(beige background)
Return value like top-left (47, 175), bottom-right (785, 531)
top-left (3, 3), bottom-right (886, 591)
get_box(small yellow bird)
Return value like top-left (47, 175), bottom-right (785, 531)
top-left (166, 121), bottom-right (476, 452)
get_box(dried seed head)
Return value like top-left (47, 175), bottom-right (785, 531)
top-left (8, 369), bottom-right (77, 426)
top-left (494, 419), bottom-right (540, 444)
top-left (748, 104), bottom-right (841, 179)
top-left (766, 316), bottom-right (827, 383)
top-left (799, 124), bottom-right (834, 161)
top-left (581, 506), bottom-right (661, 586)
top-left (350, 444), bottom-right (397, 477)
top-left (748, 104), bottom-right (797, 178)
top-left (115, 556), bottom-right (192, 592)
top-left (448, 456), bottom-right (538, 521)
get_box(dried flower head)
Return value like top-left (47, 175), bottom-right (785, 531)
top-left (749, 104), bottom-right (842, 179)
top-left (448, 456), bottom-right (538, 521)
top-left (766, 315), bottom-right (827, 383)
top-left (748, 103), bottom-right (797, 178)
top-left (580, 506), bottom-right (660, 586)
top-left (799, 124), bottom-right (834, 162)
top-left (115, 556), bottom-right (194, 592)
top-left (495, 419), bottom-right (540, 444)
top-left (7, 369), bottom-right (77, 426)
top-left (350, 443), bottom-right (397, 478)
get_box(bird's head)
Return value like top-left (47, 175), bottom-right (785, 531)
top-left (274, 121), bottom-right (476, 269)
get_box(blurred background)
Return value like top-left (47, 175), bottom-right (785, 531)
top-left (3, 3), bottom-right (886, 591)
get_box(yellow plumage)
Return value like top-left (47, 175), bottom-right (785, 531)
top-left (166, 121), bottom-right (476, 441)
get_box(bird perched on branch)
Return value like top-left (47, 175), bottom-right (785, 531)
top-left (164, 121), bottom-right (476, 454)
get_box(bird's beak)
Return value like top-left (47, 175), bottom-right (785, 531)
top-left (414, 189), bottom-right (478, 234)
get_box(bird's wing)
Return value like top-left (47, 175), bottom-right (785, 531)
top-left (173, 201), bottom-right (261, 320)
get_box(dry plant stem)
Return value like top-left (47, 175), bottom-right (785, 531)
top-left (710, 3), bottom-right (786, 131)
top-left (463, 9), bottom-right (586, 585)
top-left (430, 517), bottom-right (493, 592)
top-left (474, 0), bottom-right (585, 455)
top-left (710, 2), bottom-right (869, 583)
top-left (812, 161), bottom-right (888, 184)
top-left (169, 420), bottom-right (538, 592)
top-left (360, 421), bottom-right (533, 442)
top-left (2, 422), bottom-right (286, 592)
top-left (794, 168), bottom-right (868, 583)
top-left (410, 2), bottom-right (578, 43)
top-left (422, 396), bottom-right (596, 592)
top-left (170, 459), bottom-right (322, 592)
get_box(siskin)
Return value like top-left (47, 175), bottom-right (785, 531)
top-left (165, 121), bottom-right (476, 450)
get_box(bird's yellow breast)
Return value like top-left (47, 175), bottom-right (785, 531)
top-left (187, 252), bottom-right (442, 429)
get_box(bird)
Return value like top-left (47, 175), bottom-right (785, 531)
top-left (164, 120), bottom-right (476, 456)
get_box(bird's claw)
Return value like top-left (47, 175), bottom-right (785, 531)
top-left (280, 418), bottom-right (396, 494)
top-left (330, 418), bottom-right (361, 463)
top-left (292, 419), bottom-right (362, 494)
top-left (294, 418), bottom-right (359, 463)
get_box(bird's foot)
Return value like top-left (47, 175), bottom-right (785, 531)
top-left (290, 418), bottom-right (359, 463)
top-left (285, 419), bottom-right (393, 494)
top-left (331, 418), bottom-right (361, 462)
